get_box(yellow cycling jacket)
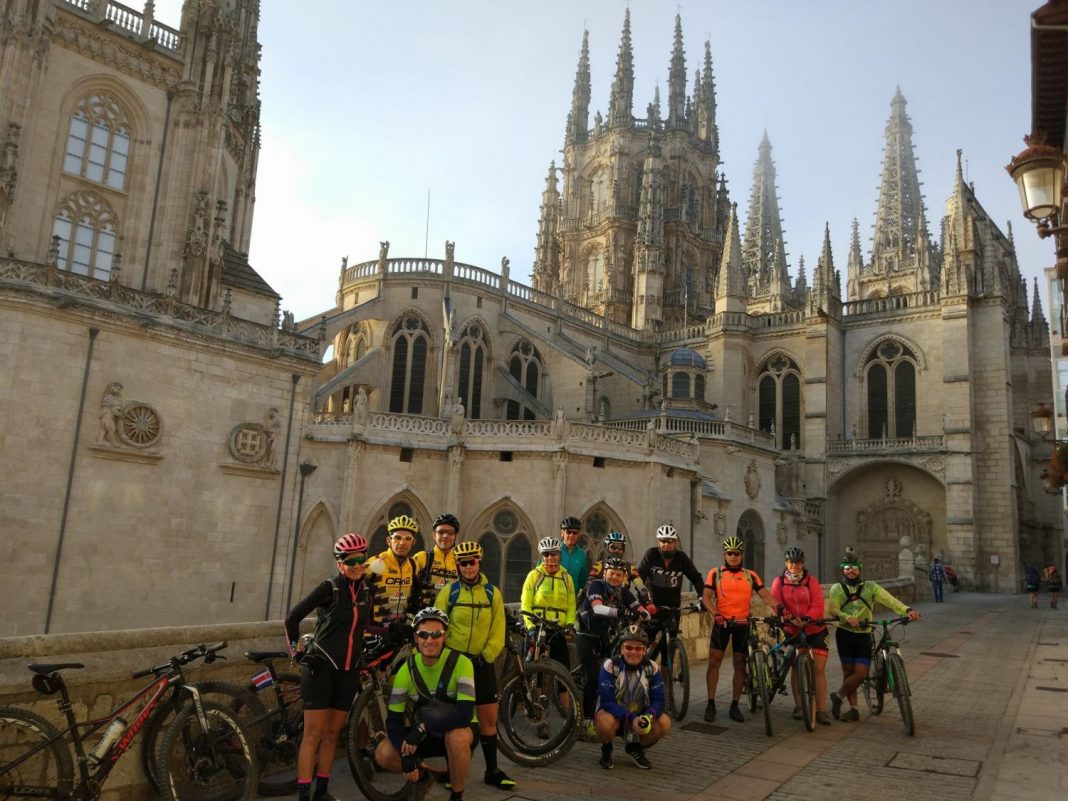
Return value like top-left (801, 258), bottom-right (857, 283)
top-left (433, 575), bottom-right (505, 663)
top-left (368, 549), bottom-right (420, 625)
top-left (521, 564), bottom-right (576, 631)
top-left (412, 546), bottom-right (459, 606)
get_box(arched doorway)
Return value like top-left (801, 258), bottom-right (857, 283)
top-left (736, 510), bottom-right (766, 576)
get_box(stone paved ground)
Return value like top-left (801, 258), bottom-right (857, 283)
top-left (273, 593), bottom-right (1067, 801)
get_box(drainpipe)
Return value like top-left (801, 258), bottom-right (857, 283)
top-left (45, 328), bottom-right (99, 633)
top-left (141, 88), bottom-right (174, 291)
top-left (264, 374), bottom-right (301, 620)
top-left (285, 461), bottom-right (318, 611)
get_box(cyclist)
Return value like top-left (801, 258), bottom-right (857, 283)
top-left (594, 624), bottom-right (670, 770)
top-left (770, 546), bottom-right (832, 725)
top-left (577, 556), bottom-right (647, 733)
top-left (559, 516), bottom-right (590, 592)
top-left (413, 513), bottom-right (461, 607)
top-left (521, 535), bottom-right (578, 669)
top-left (284, 533), bottom-right (373, 801)
top-left (368, 514), bottom-right (425, 627)
top-left (588, 531), bottom-right (653, 607)
top-left (828, 551), bottom-right (920, 722)
top-left (376, 607), bottom-right (477, 801)
top-left (433, 540), bottom-right (515, 790)
top-left (701, 536), bottom-right (775, 723)
top-left (637, 524), bottom-right (705, 655)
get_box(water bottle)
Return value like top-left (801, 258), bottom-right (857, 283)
top-left (87, 717), bottom-right (126, 765)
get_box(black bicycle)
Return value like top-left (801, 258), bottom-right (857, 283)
top-left (860, 617), bottom-right (916, 736)
top-left (761, 617), bottom-right (833, 733)
top-left (645, 604), bottom-right (694, 721)
top-left (737, 616), bottom-right (776, 736)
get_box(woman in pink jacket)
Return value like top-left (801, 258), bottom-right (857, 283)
top-left (770, 547), bottom-right (831, 725)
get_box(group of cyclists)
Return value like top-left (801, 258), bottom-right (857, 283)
top-left (285, 512), bottom-right (920, 800)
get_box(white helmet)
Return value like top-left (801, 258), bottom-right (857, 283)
top-left (538, 536), bottom-right (563, 553)
top-left (655, 524), bottom-right (678, 541)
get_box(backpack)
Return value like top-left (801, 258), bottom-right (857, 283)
top-left (533, 567), bottom-right (574, 596)
top-left (707, 567), bottom-right (758, 597)
top-left (837, 581), bottom-right (873, 611)
top-left (445, 579), bottom-right (495, 614)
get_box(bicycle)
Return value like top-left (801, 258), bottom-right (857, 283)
top-left (736, 616), bottom-right (775, 737)
top-left (860, 617), bottom-right (916, 736)
top-left (645, 604), bottom-right (694, 720)
top-left (0, 642), bottom-right (257, 801)
top-left (495, 610), bottom-right (581, 767)
top-left (761, 617), bottom-right (833, 733)
top-left (238, 650), bottom-right (303, 796)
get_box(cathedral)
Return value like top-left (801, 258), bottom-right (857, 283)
top-left (0, 3), bottom-right (1058, 635)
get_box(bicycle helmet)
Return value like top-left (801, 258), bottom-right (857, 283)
top-left (454, 540), bottom-right (483, 560)
top-left (560, 516), bottom-right (582, 531)
top-left (619, 624), bottom-right (649, 647)
top-left (603, 556), bottom-right (629, 573)
top-left (784, 546), bottom-right (805, 562)
top-left (412, 607), bottom-right (449, 630)
top-left (538, 536), bottom-right (563, 554)
top-left (432, 513), bottom-right (460, 532)
top-left (655, 524), bottom-right (678, 541)
top-left (603, 531), bottom-right (626, 548)
top-left (387, 514), bottom-right (419, 535)
top-left (839, 552), bottom-right (862, 569)
top-left (722, 536), bottom-right (745, 551)
top-left (333, 532), bottom-right (368, 559)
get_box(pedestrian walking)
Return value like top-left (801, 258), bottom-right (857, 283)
top-left (928, 558), bottom-right (947, 603)
top-left (1045, 562), bottom-right (1062, 609)
top-left (1025, 564), bottom-right (1041, 609)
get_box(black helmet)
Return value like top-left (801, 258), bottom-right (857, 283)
top-left (560, 516), bottom-right (582, 531)
top-left (432, 513), bottom-right (460, 532)
top-left (784, 546), bottom-right (805, 562)
top-left (603, 556), bottom-right (629, 572)
top-left (619, 624), bottom-right (649, 647)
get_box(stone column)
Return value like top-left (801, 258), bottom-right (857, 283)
top-left (339, 439), bottom-right (364, 531)
top-left (446, 445), bottom-right (464, 513)
top-left (552, 450), bottom-right (568, 535)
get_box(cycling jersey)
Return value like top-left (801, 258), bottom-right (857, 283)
top-left (597, 655), bottom-right (665, 721)
top-left (284, 574), bottom-right (371, 671)
top-left (560, 544), bottom-right (589, 591)
top-left (368, 549), bottom-right (423, 626)
top-left (637, 547), bottom-right (704, 607)
top-left (705, 566), bottom-right (763, 621)
top-left (827, 580), bottom-right (909, 633)
top-left (579, 579), bottom-right (640, 638)
top-left (412, 546), bottom-right (458, 606)
top-left (587, 559), bottom-right (650, 603)
top-left (433, 574), bottom-right (505, 663)
top-left (520, 564), bottom-right (576, 631)
top-left (386, 647), bottom-right (476, 748)
top-left (770, 571), bottom-right (826, 636)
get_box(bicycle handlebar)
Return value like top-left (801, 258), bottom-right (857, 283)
top-left (859, 617), bottom-right (912, 629)
top-left (131, 641), bottom-right (229, 680)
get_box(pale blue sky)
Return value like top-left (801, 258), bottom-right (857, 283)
top-left (156, 1), bottom-right (1047, 322)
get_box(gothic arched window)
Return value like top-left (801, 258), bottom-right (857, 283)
top-left (389, 316), bottom-right (430, 414)
top-left (63, 95), bottom-right (131, 191)
top-left (477, 507), bottom-right (533, 603)
top-left (457, 323), bottom-right (487, 420)
top-left (586, 248), bottom-right (605, 295)
top-left (506, 339), bottom-right (542, 420)
top-left (51, 191), bottom-right (117, 280)
top-left (756, 353), bottom-right (802, 450)
top-left (866, 340), bottom-right (917, 439)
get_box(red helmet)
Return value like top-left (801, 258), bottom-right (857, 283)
top-left (334, 533), bottom-right (368, 560)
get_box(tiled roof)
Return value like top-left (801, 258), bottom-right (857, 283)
top-left (221, 241), bottom-right (279, 298)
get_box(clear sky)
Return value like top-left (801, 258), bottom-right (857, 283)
top-left (156, 1), bottom-right (1048, 323)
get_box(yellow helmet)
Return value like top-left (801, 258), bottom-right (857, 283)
top-left (454, 541), bottom-right (484, 560)
top-left (387, 514), bottom-right (420, 535)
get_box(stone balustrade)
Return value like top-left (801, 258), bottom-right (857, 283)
top-left (827, 434), bottom-right (944, 454)
top-left (62, 0), bottom-right (181, 52)
top-left (842, 289), bottom-right (941, 317)
top-left (605, 416), bottom-right (778, 450)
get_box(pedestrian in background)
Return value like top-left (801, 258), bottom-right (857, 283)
top-left (1045, 562), bottom-right (1062, 609)
top-left (1025, 564), bottom-right (1041, 609)
top-left (928, 558), bottom-right (947, 603)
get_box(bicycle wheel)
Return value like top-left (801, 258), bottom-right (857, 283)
top-left (248, 674), bottom-right (302, 797)
top-left (0, 707), bottom-right (74, 799)
top-left (797, 653), bottom-right (816, 732)
top-left (862, 653), bottom-right (885, 716)
top-left (751, 650), bottom-right (773, 737)
top-left (667, 638), bottom-right (689, 720)
top-left (886, 653), bottom-right (915, 736)
top-left (346, 686), bottom-right (411, 801)
top-left (156, 700), bottom-right (257, 801)
top-left (497, 661), bottom-right (579, 767)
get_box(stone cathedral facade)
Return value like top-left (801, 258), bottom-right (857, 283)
top-left (0, 5), bottom-right (1057, 634)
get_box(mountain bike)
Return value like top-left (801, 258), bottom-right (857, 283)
top-left (860, 617), bottom-right (916, 736)
top-left (495, 610), bottom-right (581, 767)
top-left (761, 617), bottom-right (832, 733)
top-left (0, 642), bottom-right (257, 801)
top-left (645, 604), bottom-right (694, 720)
top-left (736, 616), bottom-right (776, 736)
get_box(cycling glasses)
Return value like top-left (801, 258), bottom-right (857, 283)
top-left (457, 558), bottom-right (479, 568)
top-left (621, 643), bottom-right (646, 653)
top-left (415, 630), bottom-right (446, 641)
top-left (724, 550), bottom-right (743, 557)
top-left (340, 555), bottom-right (367, 566)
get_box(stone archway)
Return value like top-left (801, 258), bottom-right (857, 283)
top-left (855, 476), bottom-right (932, 579)
top-left (736, 509), bottom-right (766, 576)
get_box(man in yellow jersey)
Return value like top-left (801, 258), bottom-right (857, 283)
top-left (413, 513), bottom-right (461, 607)
top-left (368, 515), bottom-right (425, 627)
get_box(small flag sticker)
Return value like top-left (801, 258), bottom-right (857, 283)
top-left (251, 669), bottom-right (273, 689)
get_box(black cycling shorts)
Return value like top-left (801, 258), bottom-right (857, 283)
top-left (300, 665), bottom-right (361, 711)
top-left (834, 628), bottom-right (873, 666)
top-left (463, 654), bottom-right (499, 705)
top-left (416, 724), bottom-right (479, 758)
top-left (709, 623), bottom-right (749, 654)
top-left (802, 628), bottom-right (829, 655)
top-left (547, 635), bottom-right (571, 670)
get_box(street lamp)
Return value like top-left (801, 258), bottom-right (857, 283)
top-left (1007, 135), bottom-right (1067, 228)
top-left (285, 460), bottom-right (318, 610)
top-left (1031, 401), bottom-right (1054, 440)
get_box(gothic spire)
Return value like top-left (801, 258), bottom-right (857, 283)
top-left (846, 218), bottom-right (863, 300)
top-left (696, 40), bottom-right (718, 155)
top-left (608, 9), bottom-right (634, 129)
top-left (741, 132), bottom-right (789, 298)
top-left (565, 30), bottom-right (591, 146)
top-left (532, 161), bottom-right (560, 293)
top-left (666, 14), bottom-right (687, 128)
top-left (717, 203), bottom-right (746, 306)
top-left (635, 132), bottom-right (664, 246)
top-left (869, 89), bottom-right (937, 288)
top-left (648, 84), bottom-right (661, 128)
top-left (1032, 277), bottom-right (1045, 326)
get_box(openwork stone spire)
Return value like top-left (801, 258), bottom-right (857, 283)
top-left (741, 132), bottom-right (789, 300)
top-left (532, 161), bottom-right (560, 293)
top-left (696, 40), bottom-right (718, 155)
top-left (565, 30), bottom-right (591, 146)
top-left (717, 202), bottom-right (746, 305)
top-left (666, 14), bottom-right (687, 128)
top-left (608, 9), bottom-right (634, 128)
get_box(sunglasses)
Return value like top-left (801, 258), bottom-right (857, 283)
top-left (457, 558), bottom-right (479, 568)
top-left (843, 564), bottom-right (861, 570)
top-left (340, 555), bottom-right (367, 566)
top-left (724, 550), bottom-right (743, 557)
top-left (390, 535), bottom-right (414, 543)
top-left (542, 551), bottom-right (561, 558)
top-left (415, 630), bottom-right (445, 641)
top-left (608, 544), bottom-right (625, 551)
top-left (563, 529), bottom-right (580, 534)
top-left (434, 529), bottom-right (457, 536)
top-left (621, 644), bottom-right (646, 653)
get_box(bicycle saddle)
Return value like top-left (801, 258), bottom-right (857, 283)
top-left (27, 662), bottom-right (84, 674)
top-left (245, 650), bottom-right (288, 662)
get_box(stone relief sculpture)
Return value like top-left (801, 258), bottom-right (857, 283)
top-left (744, 460), bottom-right (761, 499)
top-left (353, 386), bottom-right (369, 428)
top-left (449, 398), bottom-right (465, 437)
top-left (379, 241), bottom-right (389, 261)
top-left (184, 191), bottom-right (209, 258)
top-left (95, 381), bottom-right (163, 451)
top-left (228, 406), bottom-right (281, 468)
top-left (713, 512), bottom-right (727, 538)
top-left (552, 408), bottom-right (568, 440)
top-left (97, 381), bottom-right (125, 447)
top-left (262, 407), bottom-right (280, 468)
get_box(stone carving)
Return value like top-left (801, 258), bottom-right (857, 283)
top-left (184, 191), bottom-right (209, 258)
top-left (449, 398), bottom-right (465, 437)
top-left (448, 445), bottom-right (464, 469)
top-left (353, 386), bottom-right (369, 428)
top-left (552, 408), bottom-right (568, 440)
top-left (885, 476), bottom-right (902, 498)
top-left (96, 381), bottom-right (163, 451)
top-left (97, 381), bottom-right (125, 447)
top-left (281, 310), bottom-right (295, 331)
top-left (552, 449), bottom-right (567, 478)
top-left (0, 122), bottom-right (20, 201)
top-left (713, 512), bottom-right (727, 538)
top-left (209, 199), bottom-right (227, 265)
top-left (920, 455), bottom-right (945, 475)
top-left (744, 460), bottom-right (761, 499)
top-left (646, 418), bottom-right (657, 448)
top-left (777, 520), bottom-right (788, 545)
top-left (228, 407), bottom-right (281, 468)
top-left (379, 241), bottom-right (389, 261)
top-left (500, 256), bottom-right (510, 287)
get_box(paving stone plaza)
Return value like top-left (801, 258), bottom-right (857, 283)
top-left (288, 594), bottom-right (1066, 801)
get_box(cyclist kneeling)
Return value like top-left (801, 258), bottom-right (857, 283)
top-left (376, 608), bottom-right (477, 801)
top-left (593, 625), bottom-right (670, 770)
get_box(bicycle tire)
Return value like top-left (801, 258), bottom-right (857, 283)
top-left (247, 673), bottom-right (302, 797)
top-left (862, 652), bottom-right (885, 716)
top-left (346, 685), bottom-right (413, 801)
top-left (142, 681), bottom-right (266, 795)
top-left (0, 706), bottom-right (74, 800)
top-left (797, 653), bottom-right (816, 732)
top-left (886, 653), bottom-right (915, 736)
top-left (667, 638), bottom-right (689, 720)
top-left (497, 660), bottom-right (579, 767)
top-left (156, 700), bottom-right (257, 801)
top-left (751, 650), bottom-right (773, 737)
